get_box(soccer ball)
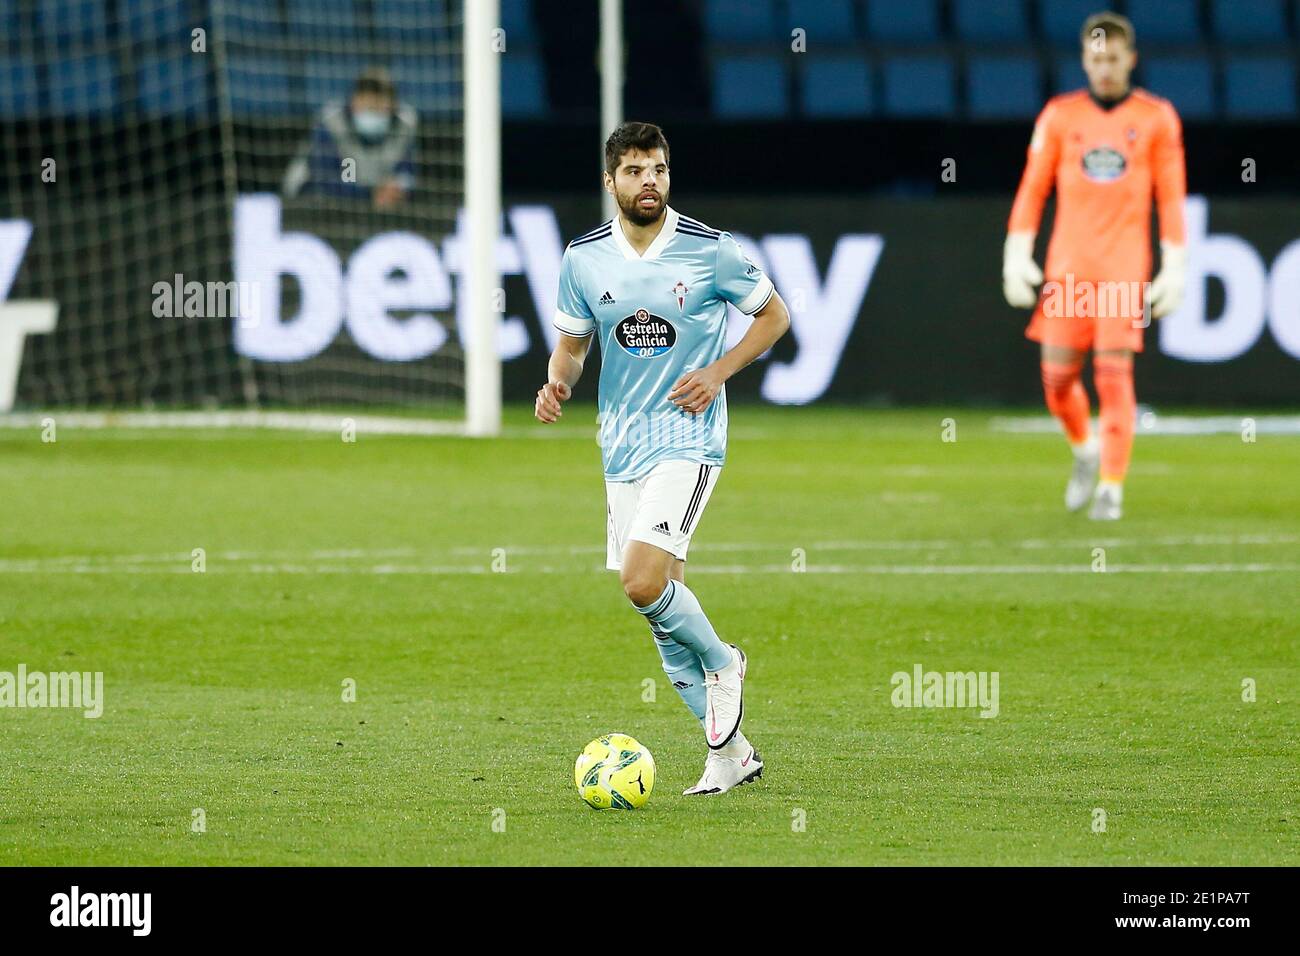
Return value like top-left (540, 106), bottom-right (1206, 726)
top-left (574, 733), bottom-right (656, 810)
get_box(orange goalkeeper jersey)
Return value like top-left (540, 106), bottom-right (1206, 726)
top-left (1008, 88), bottom-right (1186, 284)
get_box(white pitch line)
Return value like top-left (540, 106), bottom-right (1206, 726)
top-left (1, 533), bottom-right (1294, 573)
top-left (688, 562), bottom-right (1300, 575)
top-left (992, 414), bottom-right (1300, 435)
top-left (1, 561), bottom-right (1297, 576)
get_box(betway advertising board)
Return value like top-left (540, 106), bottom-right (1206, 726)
top-left (6, 194), bottom-right (1297, 408)
top-left (230, 194), bottom-right (1300, 405)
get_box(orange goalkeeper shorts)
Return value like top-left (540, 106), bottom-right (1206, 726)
top-left (1024, 276), bottom-right (1147, 353)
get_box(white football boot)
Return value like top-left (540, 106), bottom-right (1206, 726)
top-left (703, 644), bottom-right (746, 751)
top-left (1089, 482), bottom-right (1123, 521)
top-left (683, 739), bottom-right (763, 796)
top-left (1065, 440), bottom-right (1100, 512)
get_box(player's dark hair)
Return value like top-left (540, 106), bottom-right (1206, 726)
top-left (604, 122), bottom-right (670, 176)
top-left (1081, 11), bottom-right (1135, 48)
top-left (353, 67), bottom-right (397, 101)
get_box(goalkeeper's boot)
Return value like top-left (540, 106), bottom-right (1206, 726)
top-left (704, 643), bottom-right (746, 751)
top-left (1065, 442), bottom-right (1100, 512)
top-left (683, 739), bottom-right (763, 796)
top-left (1089, 483), bottom-right (1123, 521)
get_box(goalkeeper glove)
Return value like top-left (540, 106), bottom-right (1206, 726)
top-left (1002, 231), bottom-right (1043, 308)
top-left (1147, 242), bottom-right (1187, 319)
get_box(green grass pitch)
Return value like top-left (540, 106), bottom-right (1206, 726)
top-left (1, 406), bottom-right (1296, 866)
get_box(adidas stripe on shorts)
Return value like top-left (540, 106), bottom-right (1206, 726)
top-left (605, 459), bottom-right (722, 571)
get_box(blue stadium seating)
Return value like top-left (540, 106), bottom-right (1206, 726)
top-left (500, 0), bottom-right (539, 47)
top-left (35, 0), bottom-right (110, 50)
top-left (304, 57), bottom-right (366, 110)
top-left (0, 56), bottom-right (39, 118)
top-left (285, 0), bottom-right (358, 41)
top-left (135, 53), bottom-right (213, 118)
top-left (1224, 56), bottom-right (1297, 117)
top-left (0, 0), bottom-right (18, 48)
top-left (390, 58), bottom-right (460, 114)
top-left (703, 0), bottom-right (781, 44)
top-left (785, 0), bottom-right (856, 45)
top-left (1211, 0), bottom-right (1288, 43)
top-left (1052, 53), bottom-right (1087, 94)
top-left (224, 55), bottom-right (299, 116)
top-left (966, 55), bottom-right (1041, 119)
top-left (1126, 0), bottom-right (1201, 44)
top-left (1142, 56), bottom-right (1215, 119)
top-left (373, 0), bottom-right (454, 50)
top-left (219, 0), bottom-right (286, 48)
top-left (864, 0), bottom-right (941, 43)
top-left (881, 55), bottom-right (955, 117)
top-left (1038, 0), bottom-right (1099, 46)
top-left (800, 56), bottom-right (872, 117)
top-left (952, 0), bottom-right (1030, 43)
top-left (121, 0), bottom-right (192, 49)
top-left (44, 54), bottom-right (116, 116)
top-left (500, 51), bottom-right (547, 118)
top-left (712, 55), bottom-right (790, 118)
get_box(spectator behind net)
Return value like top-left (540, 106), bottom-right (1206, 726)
top-left (282, 68), bottom-right (416, 208)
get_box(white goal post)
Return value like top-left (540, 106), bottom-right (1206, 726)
top-left (465, 0), bottom-right (502, 437)
top-left (0, 0), bottom-right (503, 437)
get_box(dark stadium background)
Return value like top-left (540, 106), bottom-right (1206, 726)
top-left (3, 0), bottom-right (1298, 408)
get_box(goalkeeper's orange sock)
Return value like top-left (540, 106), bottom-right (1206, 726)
top-left (1094, 355), bottom-right (1136, 484)
top-left (1041, 361), bottom-right (1091, 446)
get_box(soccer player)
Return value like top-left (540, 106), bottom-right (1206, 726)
top-left (1002, 11), bottom-right (1186, 520)
top-left (535, 122), bottom-right (790, 795)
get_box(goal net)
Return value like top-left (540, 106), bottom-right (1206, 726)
top-left (1, 0), bottom-right (494, 429)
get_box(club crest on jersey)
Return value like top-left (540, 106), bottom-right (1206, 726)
top-left (672, 280), bottom-right (689, 313)
top-left (615, 309), bottom-right (677, 358)
top-left (1081, 146), bottom-right (1127, 182)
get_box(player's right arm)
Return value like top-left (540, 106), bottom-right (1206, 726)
top-left (1003, 100), bottom-right (1062, 307)
top-left (537, 334), bottom-right (590, 422)
top-left (537, 247), bottom-right (596, 423)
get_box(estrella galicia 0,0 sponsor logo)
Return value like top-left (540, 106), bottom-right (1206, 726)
top-left (615, 309), bottom-right (676, 357)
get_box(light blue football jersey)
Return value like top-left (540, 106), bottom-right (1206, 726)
top-left (553, 206), bottom-right (774, 481)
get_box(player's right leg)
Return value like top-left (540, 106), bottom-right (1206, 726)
top-left (1040, 343), bottom-right (1098, 511)
top-left (1090, 347), bottom-right (1136, 521)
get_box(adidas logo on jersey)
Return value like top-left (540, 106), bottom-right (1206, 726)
top-left (652, 521), bottom-right (670, 535)
top-left (599, 290), bottom-right (615, 305)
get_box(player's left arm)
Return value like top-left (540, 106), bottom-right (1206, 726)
top-left (669, 291), bottom-right (789, 415)
top-left (1148, 102), bottom-right (1189, 318)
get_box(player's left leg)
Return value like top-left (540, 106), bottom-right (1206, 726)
top-left (631, 555), bottom-right (763, 796)
top-left (617, 461), bottom-right (760, 793)
top-left (1091, 347), bottom-right (1136, 520)
top-left (648, 558), bottom-right (708, 723)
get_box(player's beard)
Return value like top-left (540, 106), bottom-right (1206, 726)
top-left (618, 186), bottom-right (668, 227)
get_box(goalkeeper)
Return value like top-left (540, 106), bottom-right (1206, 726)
top-left (1003, 11), bottom-right (1186, 521)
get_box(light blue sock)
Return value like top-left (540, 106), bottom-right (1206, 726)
top-left (650, 625), bottom-right (706, 721)
top-left (634, 580), bottom-right (732, 672)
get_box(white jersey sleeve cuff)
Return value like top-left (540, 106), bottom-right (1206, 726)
top-left (735, 275), bottom-right (774, 315)
top-left (553, 309), bottom-right (595, 336)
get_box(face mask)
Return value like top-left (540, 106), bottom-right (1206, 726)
top-left (353, 109), bottom-right (391, 140)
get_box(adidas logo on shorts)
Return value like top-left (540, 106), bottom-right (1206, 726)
top-left (652, 521), bottom-right (670, 535)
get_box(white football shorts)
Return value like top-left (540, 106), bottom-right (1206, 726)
top-left (605, 459), bottom-right (722, 571)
